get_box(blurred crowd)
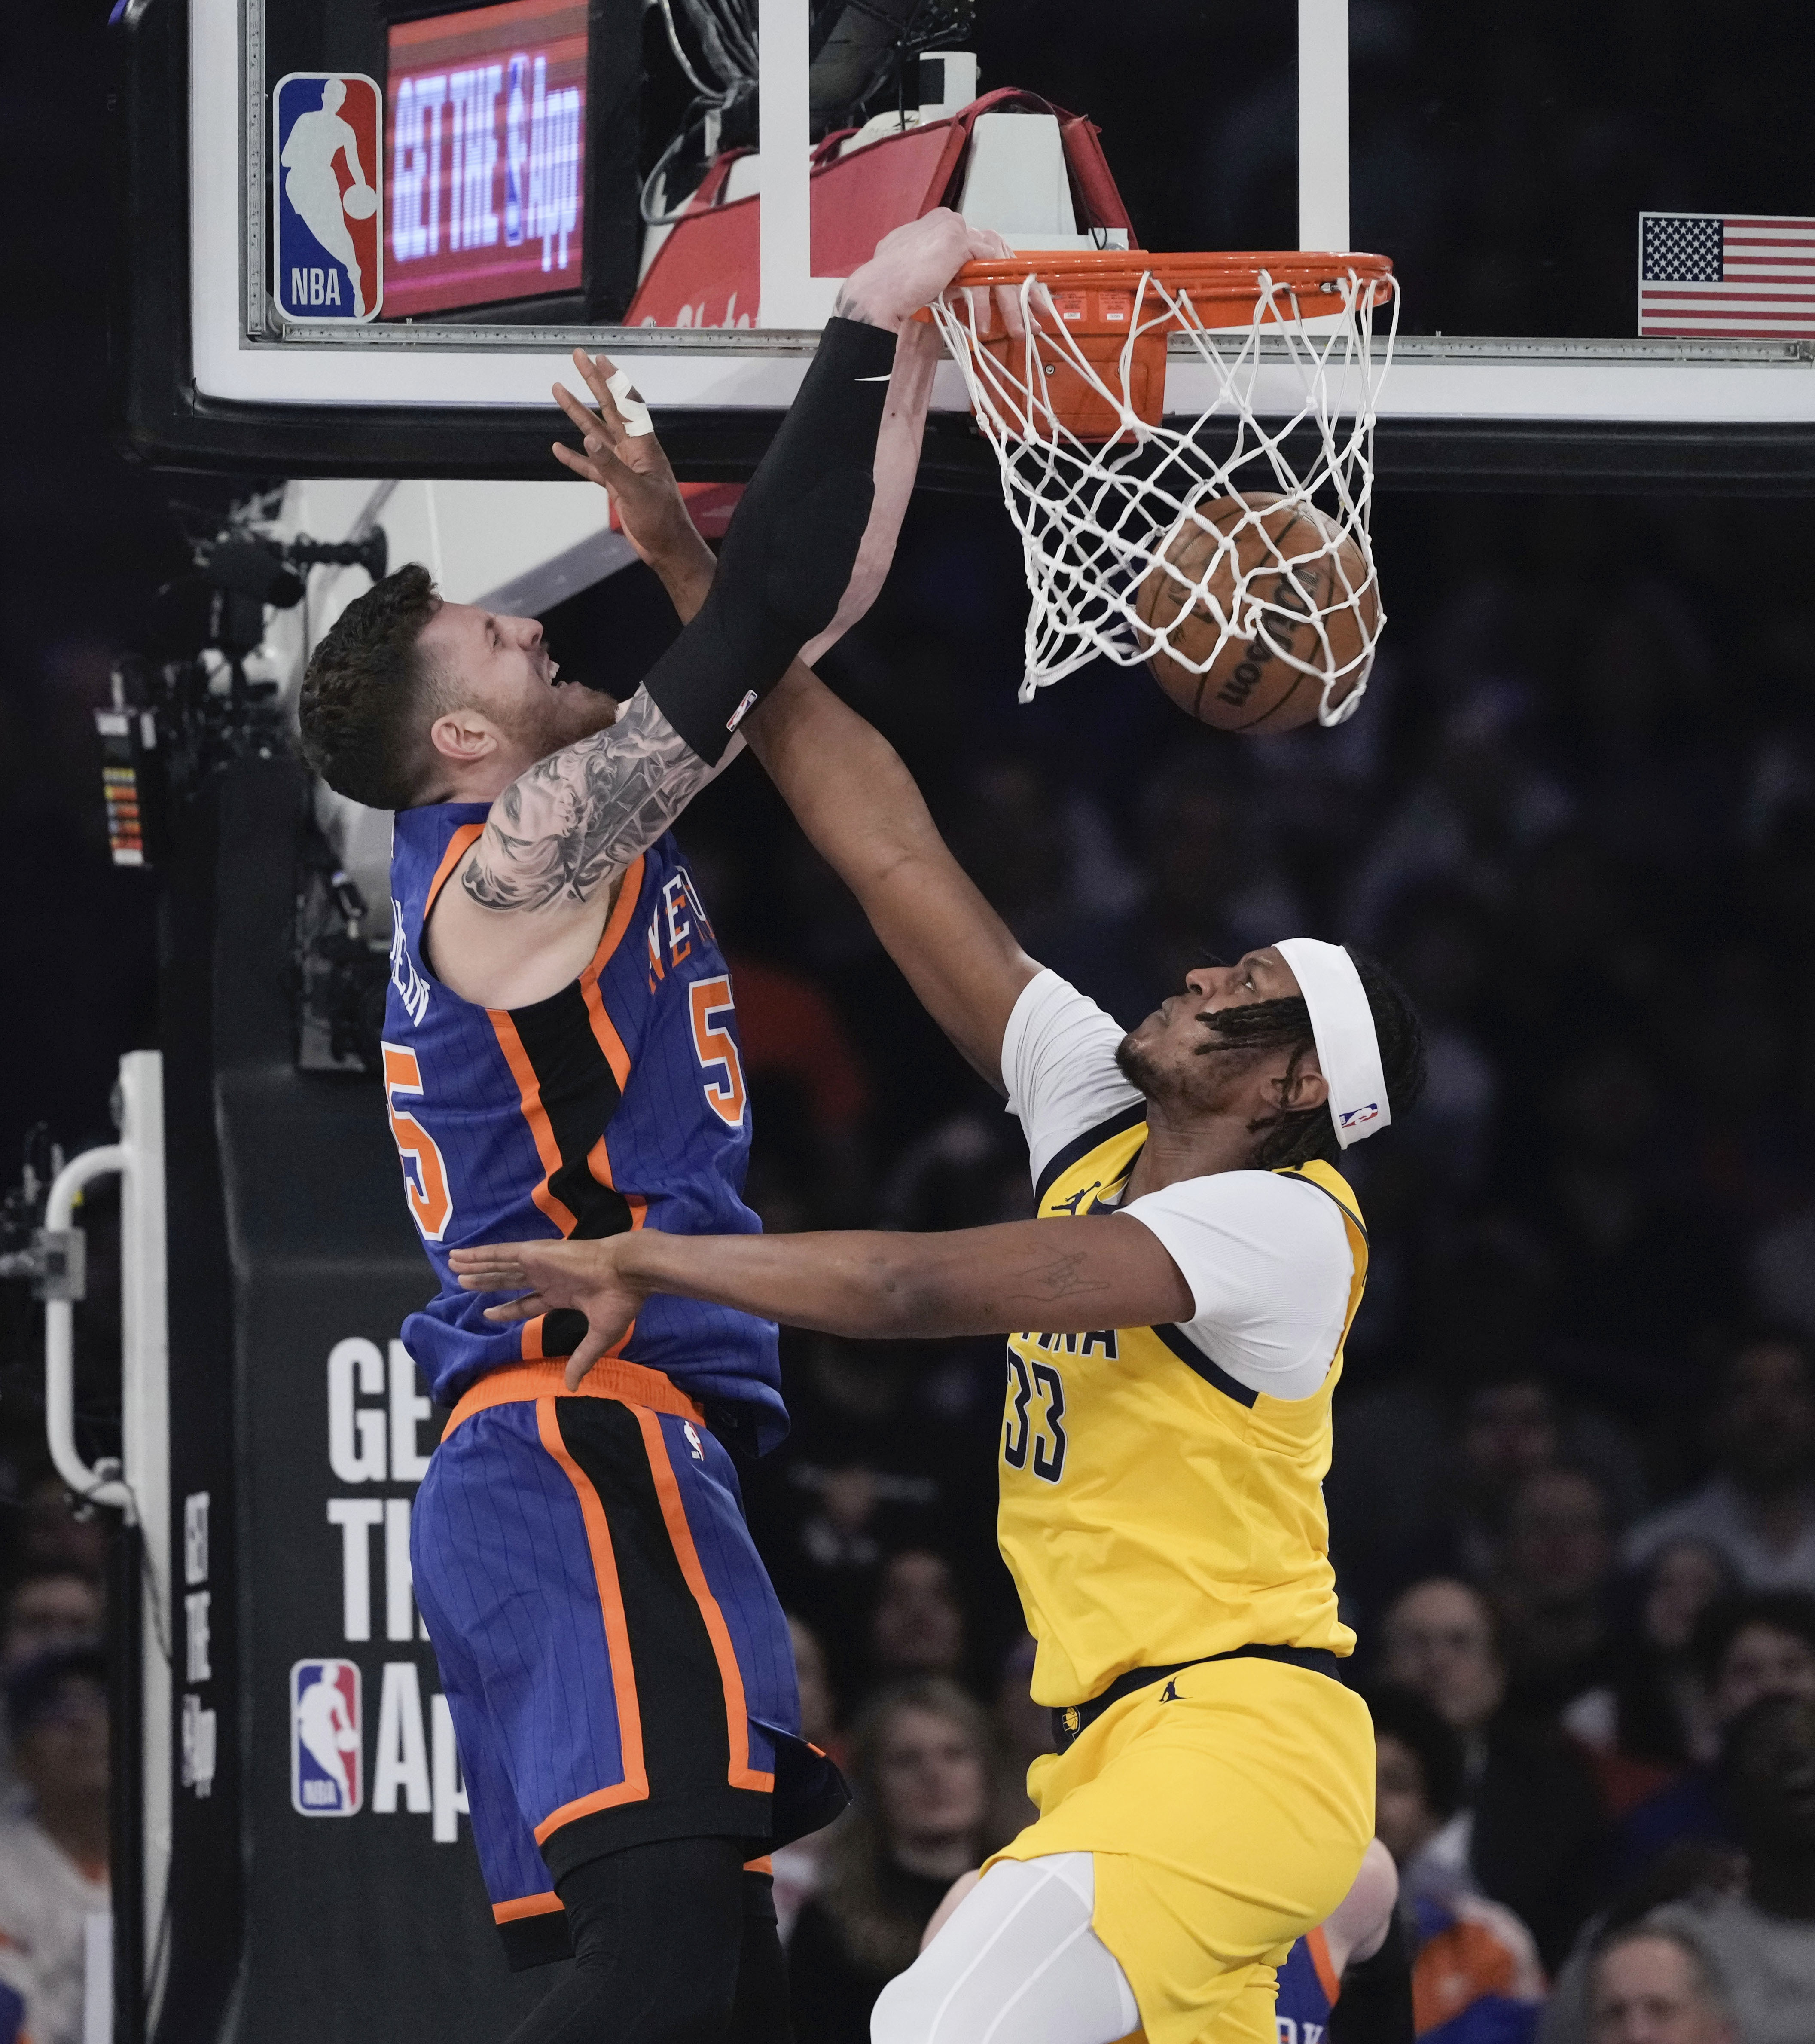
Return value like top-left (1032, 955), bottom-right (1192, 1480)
top-left (16, 462), bottom-right (1815, 2038)
top-left (15, 477), bottom-right (1815, 2040)
top-left (0, 1482), bottom-right (115, 2044)
top-left (621, 482), bottom-right (1815, 2044)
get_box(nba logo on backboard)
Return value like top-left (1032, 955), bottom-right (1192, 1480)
top-left (290, 1659), bottom-right (363, 1815)
top-left (272, 74), bottom-right (383, 324)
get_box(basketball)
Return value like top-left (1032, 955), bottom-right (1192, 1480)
top-left (1134, 491), bottom-right (1379, 733)
top-left (342, 183), bottom-right (378, 220)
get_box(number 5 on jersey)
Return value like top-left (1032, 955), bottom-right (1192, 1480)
top-left (689, 977), bottom-right (748, 1129)
top-left (381, 1042), bottom-right (453, 1239)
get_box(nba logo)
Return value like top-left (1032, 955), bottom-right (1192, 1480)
top-left (1339, 1102), bottom-right (1381, 1130)
top-left (290, 1659), bottom-right (363, 1816)
top-left (272, 74), bottom-right (383, 324)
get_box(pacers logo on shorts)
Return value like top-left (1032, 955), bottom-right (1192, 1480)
top-left (291, 1659), bottom-right (363, 1815)
top-left (272, 73), bottom-right (384, 324)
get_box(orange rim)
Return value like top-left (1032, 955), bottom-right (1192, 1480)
top-left (939, 248), bottom-right (1394, 314)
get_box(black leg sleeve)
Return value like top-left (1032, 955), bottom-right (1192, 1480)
top-left (1327, 1911), bottom-right (1415, 2044)
top-left (727, 1873), bottom-right (793, 2044)
top-left (501, 1836), bottom-right (748, 2044)
top-left (643, 317), bottom-right (898, 763)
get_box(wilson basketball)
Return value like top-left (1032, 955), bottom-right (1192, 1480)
top-left (1135, 492), bottom-right (1379, 732)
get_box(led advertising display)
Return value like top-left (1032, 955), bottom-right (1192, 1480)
top-left (384, 0), bottom-right (587, 318)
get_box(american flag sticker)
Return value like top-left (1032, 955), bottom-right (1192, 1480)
top-left (1639, 213), bottom-right (1815, 338)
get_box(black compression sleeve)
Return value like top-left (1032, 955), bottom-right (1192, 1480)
top-left (1327, 1912), bottom-right (1415, 2044)
top-left (643, 316), bottom-right (898, 763)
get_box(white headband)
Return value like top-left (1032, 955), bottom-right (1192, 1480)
top-left (1273, 938), bottom-right (1390, 1149)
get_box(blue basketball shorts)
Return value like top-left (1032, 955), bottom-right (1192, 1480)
top-left (411, 1360), bottom-right (841, 1969)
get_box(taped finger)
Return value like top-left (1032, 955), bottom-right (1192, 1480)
top-left (607, 368), bottom-right (654, 437)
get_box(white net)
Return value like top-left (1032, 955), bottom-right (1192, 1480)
top-left (930, 264), bottom-right (1399, 719)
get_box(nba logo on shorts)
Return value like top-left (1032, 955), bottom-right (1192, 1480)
top-left (272, 73), bottom-right (383, 324)
top-left (290, 1659), bottom-right (363, 1816)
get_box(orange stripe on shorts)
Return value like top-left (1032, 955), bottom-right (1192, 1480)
top-left (634, 1408), bottom-right (774, 1793)
top-left (532, 1397), bottom-right (648, 1840)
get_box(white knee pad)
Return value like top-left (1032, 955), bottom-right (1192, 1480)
top-left (871, 1854), bottom-right (1140, 2044)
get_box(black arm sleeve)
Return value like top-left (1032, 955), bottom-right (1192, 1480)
top-left (1327, 1913), bottom-right (1415, 2044)
top-left (642, 315), bottom-right (898, 763)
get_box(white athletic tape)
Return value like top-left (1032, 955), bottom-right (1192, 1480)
top-left (607, 369), bottom-right (654, 437)
top-left (1274, 936), bottom-right (1390, 1148)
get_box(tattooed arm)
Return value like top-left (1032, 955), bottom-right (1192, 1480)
top-left (460, 690), bottom-right (729, 913)
top-left (424, 689), bottom-right (735, 1006)
top-left (448, 1215), bottom-right (1196, 1385)
top-left (422, 357), bottom-right (729, 1007)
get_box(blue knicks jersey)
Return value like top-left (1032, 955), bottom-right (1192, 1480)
top-left (382, 804), bottom-right (783, 1441)
top-left (1275, 1926), bottom-right (1338, 2043)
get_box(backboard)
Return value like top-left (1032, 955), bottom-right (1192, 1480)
top-left (117, 0), bottom-right (1815, 488)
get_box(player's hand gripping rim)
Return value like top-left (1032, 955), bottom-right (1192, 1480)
top-left (449, 1236), bottom-right (647, 1390)
top-left (551, 349), bottom-right (714, 580)
top-left (834, 208), bottom-right (1026, 336)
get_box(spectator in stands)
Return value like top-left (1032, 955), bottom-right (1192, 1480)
top-left (1492, 1465), bottom-right (1620, 1722)
top-left (14, 1481), bottom-right (104, 1587)
top-left (0, 1573), bottom-right (101, 1679)
top-left (1626, 1333), bottom-right (1815, 1594)
top-left (1533, 1037), bottom-right (1739, 1366)
top-left (1380, 1577), bottom-right (1606, 1965)
top-left (0, 1649), bottom-right (109, 2044)
top-left (947, 760), bottom-right (1138, 997)
top-left (711, 943), bottom-right (871, 1231)
top-left (787, 1678), bottom-right (999, 2044)
top-left (1613, 1590), bottom-right (1815, 1883)
top-left (987, 1632), bottom-right (1051, 1838)
top-left (1368, 1684), bottom-right (1545, 2041)
top-left (1562, 1539), bottom-right (1736, 1818)
top-left (1378, 884), bottom-right (1500, 1195)
top-left (1545, 1696), bottom-right (1815, 2044)
top-left (1579, 1926), bottom-right (1735, 2044)
top-left (1379, 1374), bottom-right (1564, 1602)
top-left (741, 1337), bottom-right (971, 1693)
top-left (866, 1551), bottom-right (969, 1690)
top-left (0, 1570), bottom-right (104, 1823)
top-left (1042, 752), bottom-right (1305, 1026)
top-left (772, 1616), bottom-right (840, 1944)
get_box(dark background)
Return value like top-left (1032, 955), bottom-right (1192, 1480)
top-left (11, 0), bottom-right (1815, 2026)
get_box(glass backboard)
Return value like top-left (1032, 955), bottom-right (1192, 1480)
top-left (118, 0), bottom-right (1815, 486)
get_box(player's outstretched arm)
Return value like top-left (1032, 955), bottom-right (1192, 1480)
top-left (744, 667), bottom-right (1041, 1088)
top-left (429, 211), bottom-right (988, 1003)
top-left (425, 367), bottom-right (729, 1002)
top-left (628, 209), bottom-right (1010, 771)
top-left (449, 1218), bottom-right (1195, 1387)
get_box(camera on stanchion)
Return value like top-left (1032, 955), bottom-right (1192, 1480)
top-left (98, 516), bottom-right (394, 1076)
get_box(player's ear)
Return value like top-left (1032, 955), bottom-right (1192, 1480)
top-left (427, 706), bottom-right (500, 766)
top-left (1275, 1054), bottom-right (1329, 1115)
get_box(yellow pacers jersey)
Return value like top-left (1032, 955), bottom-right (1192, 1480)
top-left (1000, 1111), bottom-right (1367, 1706)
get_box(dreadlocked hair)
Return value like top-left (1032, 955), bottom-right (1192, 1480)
top-left (1201, 949), bottom-right (1428, 1169)
top-left (297, 563), bottom-right (445, 809)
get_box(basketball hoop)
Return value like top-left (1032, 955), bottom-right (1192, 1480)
top-left (929, 251), bottom-right (1398, 718)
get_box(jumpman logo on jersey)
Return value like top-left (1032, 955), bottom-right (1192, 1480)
top-left (1159, 1678), bottom-right (1181, 1702)
top-left (1051, 1182), bottom-right (1103, 1217)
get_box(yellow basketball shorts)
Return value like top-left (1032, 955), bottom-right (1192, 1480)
top-left (986, 1657), bottom-right (1375, 2044)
